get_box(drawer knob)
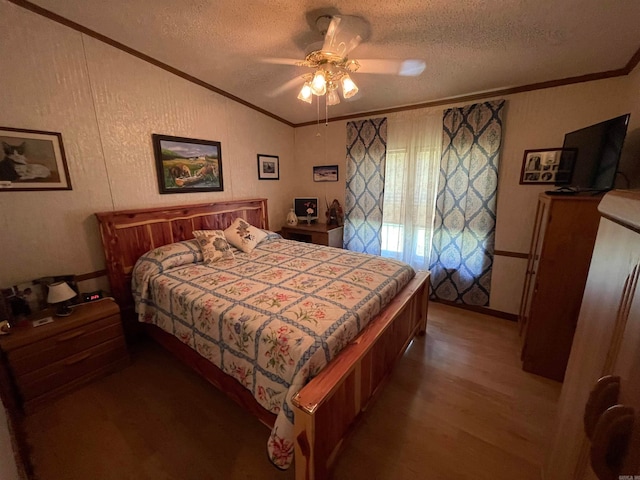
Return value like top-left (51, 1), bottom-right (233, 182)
top-left (590, 404), bottom-right (635, 480)
top-left (584, 375), bottom-right (621, 440)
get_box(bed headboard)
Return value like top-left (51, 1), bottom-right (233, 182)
top-left (95, 198), bottom-right (268, 314)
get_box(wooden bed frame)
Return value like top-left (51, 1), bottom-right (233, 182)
top-left (95, 198), bottom-right (429, 480)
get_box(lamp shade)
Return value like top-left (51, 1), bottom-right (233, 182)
top-left (341, 74), bottom-right (359, 99)
top-left (47, 281), bottom-right (77, 304)
top-left (310, 70), bottom-right (327, 96)
top-left (297, 82), bottom-right (313, 103)
top-left (326, 88), bottom-right (341, 106)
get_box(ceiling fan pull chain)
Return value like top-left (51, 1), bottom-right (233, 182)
top-left (325, 95), bottom-right (329, 126)
top-left (316, 95), bottom-right (321, 137)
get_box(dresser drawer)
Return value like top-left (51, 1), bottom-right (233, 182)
top-left (16, 337), bottom-right (127, 401)
top-left (8, 314), bottom-right (122, 375)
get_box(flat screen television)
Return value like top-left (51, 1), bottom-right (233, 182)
top-left (294, 197), bottom-right (319, 221)
top-left (558, 113), bottom-right (630, 192)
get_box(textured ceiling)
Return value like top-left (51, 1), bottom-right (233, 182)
top-left (26, 0), bottom-right (640, 125)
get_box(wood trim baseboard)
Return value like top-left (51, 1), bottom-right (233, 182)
top-left (432, 298), bottom-right (518, 322)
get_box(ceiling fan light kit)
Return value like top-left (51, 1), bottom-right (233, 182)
top-left (296, 51), bottom-right (360, 105)
top-left (285, 14), bottom-right (424, 109)
top-left (293, 15), bottom-right (366, 106)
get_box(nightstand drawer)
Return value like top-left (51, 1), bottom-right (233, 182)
top-left (8, 315), bottom-right (122, 375)
top-left (16, 337), bottom-right (127, 401)
top-left (0, 299), bottom-right (129, 412)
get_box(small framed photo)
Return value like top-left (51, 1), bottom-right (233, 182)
top-left (0, 127), bottom-right (71, 191)
top-left (313, 165), bottom-right (339, 182)
top-left (519, 148), bottom-right (577, 185)
top-left (152, 134), bottom-right (223, 194)
top-left (257, 154), bottom-right (279, 180)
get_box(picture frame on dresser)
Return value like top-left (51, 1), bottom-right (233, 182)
top-left (152, 134), bottom-right (223, 194)
top-left (519, 148), bottom-right (577, 185)
top-left (0, 127), bottom-right (72, 191)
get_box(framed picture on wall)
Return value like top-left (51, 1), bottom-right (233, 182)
top-left (0, 127), bottom-right (72, 191)
top-left (257, 154), bottom-right (279, 180)
top-left (152, 134), bottom-right (223, 194)
top-left (519, 148), bottom-right (577, 185)
top-left (313, 165), bottom-right (339, 182)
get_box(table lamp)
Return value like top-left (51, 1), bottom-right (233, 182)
top-left (47, 281), bottom-right (77, 316)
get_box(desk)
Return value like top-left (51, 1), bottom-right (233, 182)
top-left (280, 223), bottom-right (343, 248)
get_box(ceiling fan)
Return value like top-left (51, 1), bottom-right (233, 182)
top-left (264, 14), bottom-right (426, 105)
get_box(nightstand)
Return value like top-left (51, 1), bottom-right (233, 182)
top-left (0, 299), bottom-right (129, 413)
top-left (280, 223), bottom-right (344, 248)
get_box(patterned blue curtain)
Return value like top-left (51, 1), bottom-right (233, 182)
top-left (429, 100), bottom-right (505, 306)
top-left (344, 118), bottom-right (387, 254)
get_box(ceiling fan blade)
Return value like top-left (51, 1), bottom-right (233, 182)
top-left (322, 15), bottom-right (367, 57)
top-left (357, 59), bottom-right (426, 76)
top-left (259, 57), bottom-right (301, 66)
top-left (267, 76), bottom-right (304, 98)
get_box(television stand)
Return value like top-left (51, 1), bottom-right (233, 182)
top-left (545, 186), bottom-right (579, 195)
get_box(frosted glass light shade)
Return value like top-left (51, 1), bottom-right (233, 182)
top-left (297, 82), bottom-right (313, 103)
top-left (327, 89), bottom-right (340, 106)
top-left (310, 70), bottom-right (327, 96)
top-left (341, 74), bottom-right (359, 99)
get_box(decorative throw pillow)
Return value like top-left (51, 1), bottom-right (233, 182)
top-left (223, 218), bottom-right (267, 253)
top-left (192, 230), bottom-right (235, 264)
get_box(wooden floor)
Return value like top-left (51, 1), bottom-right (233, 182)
top-left (22, 303), bottom-right (561, 480)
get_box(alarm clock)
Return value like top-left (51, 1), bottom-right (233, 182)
top-left (81, 290), bottom-right (105, 302)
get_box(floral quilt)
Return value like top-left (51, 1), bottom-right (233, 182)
top-left (132, 236), bottom-right (415, 469)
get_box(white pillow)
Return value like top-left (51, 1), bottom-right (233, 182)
top-left (223, 218), bottom-right (267, 253)
top-left (192, 230), bottom-right (235, 264)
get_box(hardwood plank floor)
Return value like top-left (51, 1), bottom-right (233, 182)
top-left (22, 303), bottom-right (560, 479)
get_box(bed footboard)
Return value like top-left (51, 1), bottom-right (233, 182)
top-left (292, 270), bottom-right (429, 480)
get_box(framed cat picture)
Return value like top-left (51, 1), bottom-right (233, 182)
top-left (0, 127), bottom-right (72, 191)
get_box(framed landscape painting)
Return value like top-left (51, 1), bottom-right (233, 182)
top-left (0, 127), bottom-right (71, 191)
top-left (153, 134), bottom-right (223, 194)
top-left (313, 165), bottom-right (338, 182)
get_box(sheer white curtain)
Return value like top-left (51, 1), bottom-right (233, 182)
top-left (381, 111), bottom-right (442, 270)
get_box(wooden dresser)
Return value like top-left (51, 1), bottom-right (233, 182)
top-left (545, 190), bottom-right (640, 479)
top-left (518, 193), bottom-right (602, 381)
top-left (0, 299), bottom-right (129, 412)
top-left (280, 223), bottom-right (344, 248)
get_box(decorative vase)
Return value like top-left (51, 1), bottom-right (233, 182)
top-left (286, 208), bottom-right (298, 226)
top-left (306, 214), bottom-right (312, 225)
top-left (328, 207), bottom-right (337, 225)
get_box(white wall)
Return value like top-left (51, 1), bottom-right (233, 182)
top-left (294, 73), bottom-right (639, 314)
top-left (0, 0), bottom-right (295, 288)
